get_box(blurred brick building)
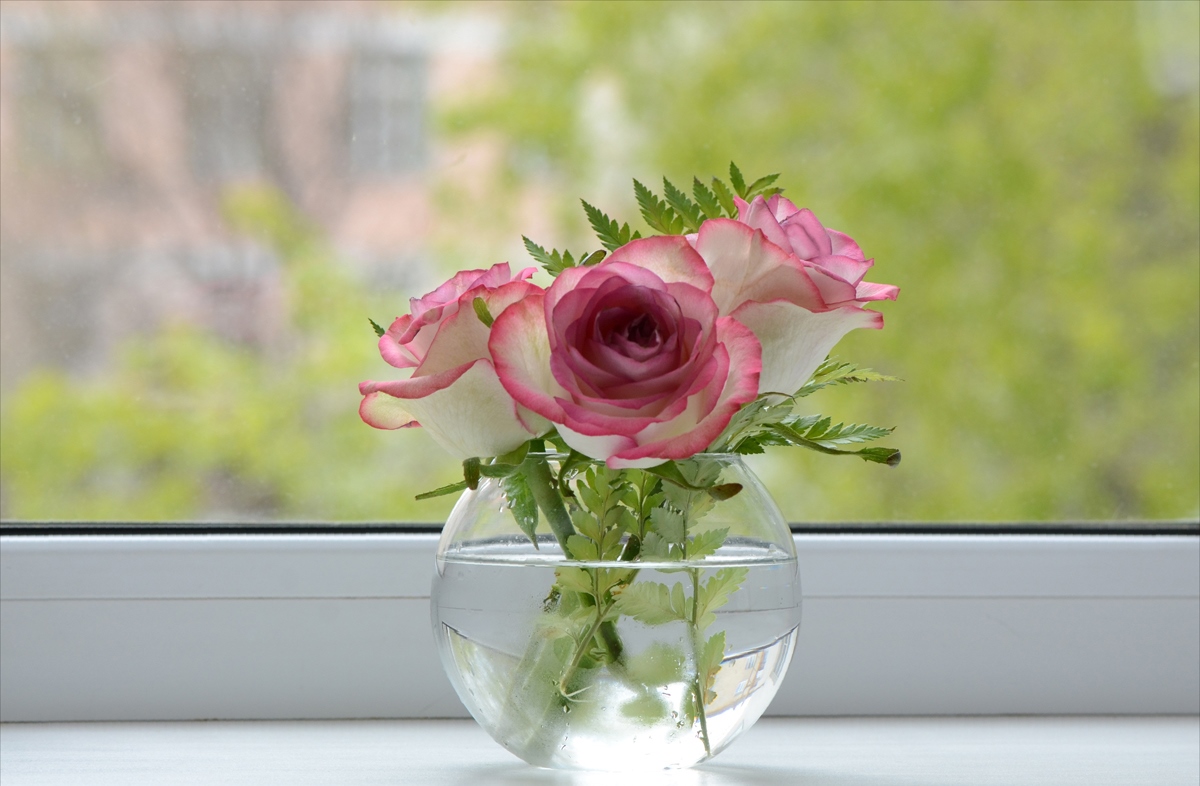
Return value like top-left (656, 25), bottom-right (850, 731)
top-left (0, 0), bottom-right (495, 386)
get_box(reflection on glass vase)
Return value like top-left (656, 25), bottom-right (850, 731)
top-left (431, 452), bottom-right (800, 771)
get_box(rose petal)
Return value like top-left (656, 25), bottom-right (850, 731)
top-left (695, 219), bottom-right (825, 314)
top-left (855, 281), bottom-right (901, 302)
top-left (490, 291), bottom-right (570, 422)
top-left (803, 264), bottom-right (861, 308)
top-left (779, 208), bottom-right (833, 259)
top-left (556, 427), bottom-right (639, 464)
top-left (826, 229), bottom-right (865, 262)
top-left (360, 362), bottom-right (474, 401)
top-left (403, 263), bottom-right (512, 341)
top-left (807, 255), bottom-right (875, 288)
top-left (379, 314), bottom-right (422, 369)
top-left (415, 280), bottom-right (541, 377)
top-left (398, 360), bottom-right (550, 459)
top-left (542, 265), bottom-right (594, 347)
top-left (739, 195), bottom-right (791, 251)
top-left (605, 235), bottom-right (715, 292)
top-left (607, 317), bottom-right (762, 469)
top-left (359, 391), bottom-right (419, 430)
top-left (767, 194), bottom-right (802, 223)
top-left (380, 262), bottom-right (532, 370)
top-left (731, 301), bottom-right (882, 395)
top-left (555, 352), bottom-right (719, 436)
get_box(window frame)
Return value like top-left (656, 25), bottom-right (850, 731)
top-left (1, 526), bottom-right (1196, 722)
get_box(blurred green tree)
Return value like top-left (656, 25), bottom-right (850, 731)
top-left (442, 0), bottom-right (1199, 520)
top-left (0, 186), bottom-right (460, 522)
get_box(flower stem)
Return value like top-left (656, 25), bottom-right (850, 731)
top-left (523, 455), bottom-right (575, 551)
top-left (556, 600), bottom-right (613, 697)
top-left (690, 567), bottom-right (713, 757)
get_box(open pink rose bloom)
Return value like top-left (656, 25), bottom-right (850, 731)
top-left (358, 263), bottom-right (550, 459)
top-left (360, 201), bottom-right (896, 467)
top-left (490, 236), bottom-right (761, 469)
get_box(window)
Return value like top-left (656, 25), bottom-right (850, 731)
top-left (0, 0), bottom-right (1196, 725)
top-left (347, 50), bottom-right (426, 177)
top-left (183, 46), bottom-right (274, 183)
top-left (14, 42), bottom-right (107, 176)
top-left (1, 1), bottom-right (1194, 524)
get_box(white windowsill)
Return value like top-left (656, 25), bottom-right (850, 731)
top-left (2, 716), bottom-right (1198, 786)
top-left (1, 532), bottom-right (1198, 721)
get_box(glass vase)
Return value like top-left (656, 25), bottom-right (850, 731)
top-left (430, 452), bottom-right (800, 771)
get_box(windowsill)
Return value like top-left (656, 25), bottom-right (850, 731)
top-left (1, 532), bottom-right (1197, 721)
top-left (2, 716), bottom-right (1198, 785)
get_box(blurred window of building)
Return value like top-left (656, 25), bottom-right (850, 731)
top-left (183, 47), bottom-right (274, 182)
top-left (348, 50), bottom-right (426, 178)
top-left (15, 42), bottom-right (108, 176)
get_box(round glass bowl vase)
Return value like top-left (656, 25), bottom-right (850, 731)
top-left (431, 453), bottom-right (800, 771)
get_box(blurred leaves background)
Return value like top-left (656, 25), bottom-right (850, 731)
top-left (1, 0), bottom-right (1196, 522)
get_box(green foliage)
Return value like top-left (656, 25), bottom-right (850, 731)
top-left (414, 480), bottom-right (469, 501)
top-left (522, 235), bottom-right (582, 277)
top-left (786, 416), bottom-right (895, 446)
top-left (688, 527), bottom-right (729, 560)
top-left (581, 199), bottom-right (640, 252)
top-left (369, 318), bottom-right (387, 338)
top-left (633, 178), bottom-right (686, 235)
top-left (661, 178), bottom-right (704, 232)
top-left (507, 453), bottom-right (747, 753)
top-left (613, 580), bottom-right (691, 625)
top-left (726, 414), bottom-right (900, 466)
top-left (698, 631), bottom-right (727, 704)
top-left (796, 358), bottom-right (900, 398)
top-left (728, 162), bottom-right (747, 199)
top-left (626, 642), bottom-right (687, 686)
top-left (735, 416), bottom-right (899, 466)
top-left (710, 361), bottom-right (900, 463)
top-left (649, 506), bottom-right (686, 544)
top-left (696, 567), bottom-right (749, 630)
top-left (554, 566), bottom-right (595, 595)
top-left (628, 164), bottom-right (779, 234)
top-left (471, 297), bottom-right (494, 328)
top-left (500, 471), bottom-right (539, 544)
top-left (710, 177), bottom-right (738, 218)
top-left (728, 162), bottom-right (783, 201)
top-left (691, 178), bottom-right (724, 220)
top-left (620, 691), bottom-right (671, 724)
top-left (462, 457), bottom-right (481, 490)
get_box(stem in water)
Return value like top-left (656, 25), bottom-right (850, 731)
top-left (690, 567), bottom-right (713, 757)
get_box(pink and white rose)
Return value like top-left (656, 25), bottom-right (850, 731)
top-left (734, 194), bottom-right (899, 307)
top-left (359, 193), bottom-right (895, 466)
top-left (359, 263), bottom-right (550, 459)
top-left (489, 236), bottom-right (761, 469)
top-left (689, 200), bottom-right (898, 395)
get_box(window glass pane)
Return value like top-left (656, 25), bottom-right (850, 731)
top-left (1, 1), bottom-right (1196, 524)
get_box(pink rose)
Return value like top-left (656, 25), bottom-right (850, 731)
top-left (359, 263), bottom-right (550, 459)
top-left (689, 203), bottom-right (898, 395)
top-left (490, 237), bottom-right (761, 469)
top-left (734, 194), bottom-right (900, 307)
top-left (375, 263), bottom-right (531, 370)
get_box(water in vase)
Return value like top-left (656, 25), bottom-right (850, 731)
top-left (432, 551), bottom-right (800, 771)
